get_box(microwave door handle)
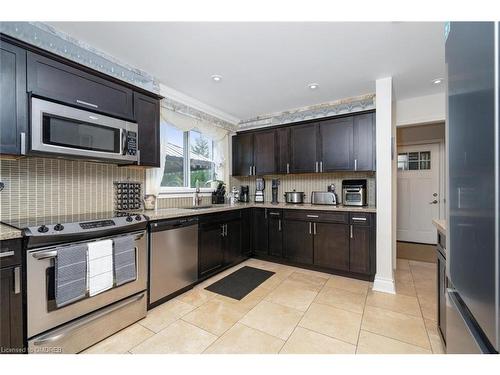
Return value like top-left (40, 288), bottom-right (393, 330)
top-left (120, 129), bottom-right (127, 155)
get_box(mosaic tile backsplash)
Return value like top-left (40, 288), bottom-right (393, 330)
top-left (0, 157), bottom-right (145, 222)
top-left (230, 172), bottom-right (376, 205)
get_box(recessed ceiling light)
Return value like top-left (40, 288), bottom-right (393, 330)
top-left (211, 74), bottom-right (223, 82)
top-left (432, 78), bottom-right (444, 85)
top-left (308, 83), bottom-right (319, 90)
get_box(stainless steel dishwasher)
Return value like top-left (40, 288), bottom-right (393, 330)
top-left (149, 217), bottom-right (199, 305)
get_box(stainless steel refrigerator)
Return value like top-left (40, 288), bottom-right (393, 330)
top-left (446, 21), bottom-right (499, 354)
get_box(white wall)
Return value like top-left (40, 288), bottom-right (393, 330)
top-left (395, 93), bottom-right (445, 127)
top-left (373, 77), bottom-right (396, 294)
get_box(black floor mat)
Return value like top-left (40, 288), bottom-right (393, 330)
top-left (205, 266), bottom-right (275, 300)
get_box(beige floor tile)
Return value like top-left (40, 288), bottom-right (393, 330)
top-left (299, 303), bottom-right (362, 345)
top-left (418, 293), bottom-right (438, 322)
top-left (424, 319), bottom-right (445, 354)
top-left (395, 281), bottom-right (417, 297)
top-left (356, 330), bottom-right (432, 354)
top-left (258, 274), bottom-right (283, 290)
top-left (130, 320), bottom-right (217, 354)
top-left (361, 305), bottom-right (430, 349)
top-left (280, 327), bottom-right (356, 354)
top-left (324, 275), bottom-right (369, 295)
top-left (366, 290), bottom-right (421, 317)
top-left (82, 323), bottom-right (154, 354)
top-left (138, 299), bottom-right (195, 333)
top-left (394, 269), bottom-right (413, 283)
top-left (265, 279), bottom-right (319, 312)
top-left (213, 284), bottom-right (272, 312)
top-left (396, 258), bottom-right (410, 271)
top-left (414, 278), bottom-right (437, 296)
top-left (314, 286), bottom-right (366, 314)
top-left (182, 299), bottom-right (247, 336)
top-left (204, 323), bottom-right (284, 354)
top-left (240, 300), bottom-right (304, 340)
top-left (178, 288), bottom-right (216, 307)
top-left (287, 271), bottom-right (328, 290)
top-left (409, 260), bottom-right (436, 270)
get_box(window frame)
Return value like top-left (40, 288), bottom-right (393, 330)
top-left (159, 125), bottom-right (217, 195)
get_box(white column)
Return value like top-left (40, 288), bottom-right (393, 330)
top-left (373, 77), bottom-right (396, 294)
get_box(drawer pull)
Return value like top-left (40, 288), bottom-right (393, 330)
top-left (0, 251), bottom-right (15, 258)
top-left (306, 214), bottom-right (319, 218)
top-left (14, 266), bottom-right (21, 294)
top-left (269, 212), bottom-right (280, 216)
top-left (352, 217), bottom-right (367, 221)
top-left (76, 99), bottom-right (99, 108)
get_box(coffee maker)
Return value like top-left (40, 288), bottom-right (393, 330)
top-left (271, 179), bottom-right (280, 204)
top-left (239, 185), bottom-right (249, 203)
top-left (255, 178), bottom-right (265, 203)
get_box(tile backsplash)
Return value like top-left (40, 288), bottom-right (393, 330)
top-left (0, 157), bottom-right (145, 222)
top-left (230, 172), bottom-right (376, 205)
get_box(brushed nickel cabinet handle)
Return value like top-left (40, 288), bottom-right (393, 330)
top-left (350, 225), bottom-right (353, 238)
top-left (0, 251), bottom-right (15, 258)
top-left (278, 219), bottom-right (282, 232)
top-left (20, 132), bottom-right (26, 155)
top-left (354, 159), bottom-right (358, 171)
top-left (320, 161), bottom-right (323, 172)
top-left (313, 222), bottom-right (317, 235)
top-left (309, 222), bottom-right (312, 234)
top-left (306, 214), bottom-right (319, 218)
top-left (13, 266), bottom-right (21, 294)
top-left (352, 217), bottom-right (367, 221)
top-left (249, 166), bottom-right (252, 176)
top-left (76, 99), bottom-right (98, 108)
top-left (286, 163), bottom-right (290, 174)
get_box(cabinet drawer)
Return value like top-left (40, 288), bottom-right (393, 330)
top-left (27, 52), bottom-right (134, 120)
top-left (283, 210), bottom-right (348, 224)
top-left (199, 210), bottom-right (241, 224)
top-left (0, 239), bottom-right (22, 268)
top-left (266, 209), bottom-right (282, 218)
top-left (349, 212), bottom-right (372, 226)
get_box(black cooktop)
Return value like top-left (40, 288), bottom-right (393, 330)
top-left (1, 211), bottom-right (138, 230)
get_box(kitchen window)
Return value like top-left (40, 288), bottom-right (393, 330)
top-left (160, 123), bottom-right (216, 193)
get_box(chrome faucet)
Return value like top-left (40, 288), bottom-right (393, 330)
top-left (193, 182), bottom-right (202, 206)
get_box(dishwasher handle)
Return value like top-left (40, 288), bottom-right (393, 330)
top-left (150, 217), bottom-right (199, 232)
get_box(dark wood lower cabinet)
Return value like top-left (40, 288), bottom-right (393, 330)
top-left (253, 208), bottom-right (269, 256)
top-left (283, 220), bottom-right (313, 264)
top-left (224, 219), bottom-right (242, 265)
top-left (241, 209), bottom-right (252, 257)
top-left (314, 222), bottom-right (349, 271)
top-left (268, 215), bottom-right (283, 258)
top-left (349, 225), bottom-right (371, 274)
top-left (199, 222), bottom-right (224, 277)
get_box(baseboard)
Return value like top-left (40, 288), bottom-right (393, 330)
top-left (372, 274), bottom-right (396, 294)
top-left (397, 241), bottom-right (437, 263)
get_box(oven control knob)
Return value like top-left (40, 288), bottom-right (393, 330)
top-left (135, 215), bottom-right (142, 221)
top-left (126, 216), bottom-right (133, 222)
top-left (38, 225), bottom-right (49, 233)
top-left (54, 224), bottom-right (64, 231)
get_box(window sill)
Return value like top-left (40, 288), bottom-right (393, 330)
top-left (158, 188), bottom-right (214, 198)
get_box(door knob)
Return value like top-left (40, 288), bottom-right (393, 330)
top-left (429, 200), bottom-right (438, 204)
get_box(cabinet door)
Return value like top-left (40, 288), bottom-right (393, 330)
top-left (353, 113), bottom-right (375, 171)
top-left (349, 225), bottom-right (371, 274)
top-left (0, 266), bottom-right (23, 351)
top-left (313, 223), bottom-right (349, 271)
top-left (241, 209), bottom-right (253, 257)
top-left (252, 208), bottom-right (268, 256)
top-left (0, 41), bottom-right (27, 155)
top-left (254, 130), bottom-right (276, 175)
top-left (27, 52), bottom-right (134, 120)
top-left (232, 133), bottom-right (254, 176)
top-left (224, 219), bottom-right (242, 266)
top-left (290, 123), bottom-right (318, 173)
top-left (134, 92), bottom-right (160, 167)
top-left (199, 223), bottom-right (224, 277)
top-left (319, 117), bottom-right (353, 171)
top-left (283, 220), bottom-right (313, 264)
top-left (268, 217), bottom-right (283, 258)
top-left (276, 127), bottom-right (291, 174)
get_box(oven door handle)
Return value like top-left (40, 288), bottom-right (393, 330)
top-left (31, 292), bottom-right (146, 346)
top-left (32, 250), bottom-right (58, 260)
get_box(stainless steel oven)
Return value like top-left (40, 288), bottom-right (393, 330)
top-left (342, 179), bottom-right (367, 207)
top-left (29, 97), bottom-right (139, 164)
top-left (26, 229), bottom-right (147, 353)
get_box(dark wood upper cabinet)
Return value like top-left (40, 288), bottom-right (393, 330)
top-left (134, 92), bottom-right (160, 167)
top-left (254, 130), bottom-right (277, 175)
top-left (353, 113), bottom-right (376, 171)
top-left (283, 219), bottom-right (313, 264)
top-left (232, 133), bottom-right (254, 176)
top-left (290, 123), bottom-right (319, 173)
top-left (276, 127), bottom-right (291, 174)
top-left (314, 222), bottom-right (350, 271)
top-left (0, 41), bottom-right (27, 156)
top-left (27, 51), bottom-right (134, 120)
top-left (319, 117), bottom-right (353, 171)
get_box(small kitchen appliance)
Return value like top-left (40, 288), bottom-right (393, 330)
top-left (239, 185), bottom-right (250, 203)
top-left (311, 184), bottom-right (338, 205)
top-left (284, 190), bottom-right (306, 204)
top-left (211, 182), bottom-right (226, 204)
top-left (271, 179), bottom-right (280, 204)
top-left (342, 179), bottom-right (367, 206)
top-left (255, 178), bottom-right (265, 203)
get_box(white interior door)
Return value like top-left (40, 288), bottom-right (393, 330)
top-left (397, 143), bottom-right (440, 244)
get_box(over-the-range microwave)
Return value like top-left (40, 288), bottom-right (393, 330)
top-left (27, 97), bottom-right (139, 164)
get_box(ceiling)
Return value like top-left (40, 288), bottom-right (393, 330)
top-left (48, 22), bottom-right (445, 121)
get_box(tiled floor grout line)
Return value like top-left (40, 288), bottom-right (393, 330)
top-left (354, 287), bottom-right (370, 353)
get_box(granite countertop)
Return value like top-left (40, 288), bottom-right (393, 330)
top-left (432, 219), bottom-right (446, 234)
top-left (141, 202), bottom-right (376, 221)
top-left (0, 203), bottom-right (377, 240)
top-left (0, 223), bottom-right (23, 241)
